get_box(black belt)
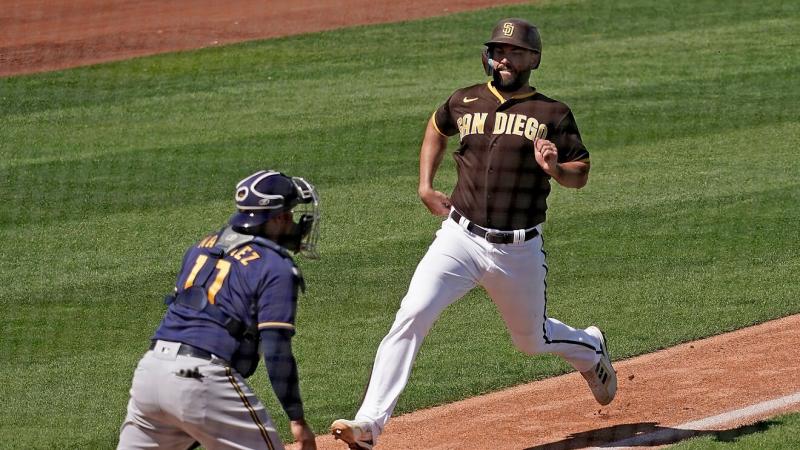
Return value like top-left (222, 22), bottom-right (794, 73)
top-left (450, 210), bottom-right (539, 244)
top-left (149, 341), bottom-right (229, 365)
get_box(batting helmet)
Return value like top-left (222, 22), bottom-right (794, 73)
top-left (482, 18), bottom-right (543, 77)
top-left (485, 18), bottom-right (542, 53)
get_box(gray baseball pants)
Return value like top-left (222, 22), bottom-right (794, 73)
top-left (117, 340), bottom-right (283, 450)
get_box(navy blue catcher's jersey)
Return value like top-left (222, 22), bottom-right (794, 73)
top-left (152, 230), bottom-right (302, 361)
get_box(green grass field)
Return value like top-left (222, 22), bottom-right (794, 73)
top-left (1, 0), bottom-right (798, 448)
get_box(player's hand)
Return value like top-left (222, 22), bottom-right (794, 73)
top-left (534, 138), bottom-right (561, 177)
top-left (419, 188), bottom-right (452, 217)
top-left (290, 419), bottom-right (317, 450)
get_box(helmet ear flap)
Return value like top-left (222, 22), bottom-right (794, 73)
top-left (531, 52), bottom-right (541, 70)
top-left (482, 48), bottom-right (494, 76)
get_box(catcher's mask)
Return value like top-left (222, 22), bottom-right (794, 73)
top-left (229, 170), bottom-right (321, 258)
top-left (482, 18), bottom-right (542, 77)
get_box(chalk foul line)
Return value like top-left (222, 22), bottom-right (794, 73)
top-left (593, 391), bottom-right (800, 449)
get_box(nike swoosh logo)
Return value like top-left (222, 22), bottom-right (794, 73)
top-left (463, 97), bottom-right (479, 103)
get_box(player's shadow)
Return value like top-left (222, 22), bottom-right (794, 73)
top-left (523, 420), bottom-right (778, 449)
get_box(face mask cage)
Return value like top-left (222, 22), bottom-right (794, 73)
top-left (290, 177), bottom-right (321, 259)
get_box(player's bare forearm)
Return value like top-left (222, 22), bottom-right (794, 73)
top-left (418, 118), bottom-right (448, 192)
top-left (534, 138), bottom-right (590, 189)
top-left (550, 161), bottom-right (590, 189)
top-left (418, 118), bottom-right (451, 216)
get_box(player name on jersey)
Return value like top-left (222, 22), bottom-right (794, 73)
top-left (456, 112), bottom-right (549, 141)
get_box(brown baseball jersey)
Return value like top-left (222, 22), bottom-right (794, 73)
top-left (433, 81), bottom-right (590, 230)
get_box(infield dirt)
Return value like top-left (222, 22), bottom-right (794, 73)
top-left (1, 0), bottom-right (528, 76)
top-left (311, 315), bottom-right (800, 449)
top-left (5, 1), bottom-right (799, 448)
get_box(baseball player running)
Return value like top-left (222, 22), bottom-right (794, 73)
top-left (118, 170), bottom-right (320, 450)
top-left (330, 18), bottom-right (617, 449)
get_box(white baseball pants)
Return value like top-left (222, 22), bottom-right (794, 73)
top-left (118, 340), bottom-right (283, 450)
top-left (355, 217), bottom-right (603, 437)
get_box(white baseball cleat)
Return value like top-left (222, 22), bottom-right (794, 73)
top-left (330, 419), bottom-right (374, 450)
top-left (581, 326), bottom-right (618, 406)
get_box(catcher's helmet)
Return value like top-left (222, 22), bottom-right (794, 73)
top-left (230, 170), bottom-right (299, 228)
top-left (485, 18), bottom-right (542, 53)
top-left (229, 170), bottom-right (321, 258)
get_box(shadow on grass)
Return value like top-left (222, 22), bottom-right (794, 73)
top-left (524, 419), bottom-right (778, 449)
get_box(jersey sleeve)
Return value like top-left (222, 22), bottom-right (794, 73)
top-left (432, 94), bottom-right (459, 137)
top-left (255, 258), bottom-right (299, 336)
top-left (553, 110), bottom-right (590, 163)
top-left (260, 328), bottom-right (304, 420)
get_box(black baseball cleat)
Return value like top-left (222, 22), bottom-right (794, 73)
top-left (581, 326), bottom-right (618, 405)
top-left (330, 419), bottom-right (374, 450)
